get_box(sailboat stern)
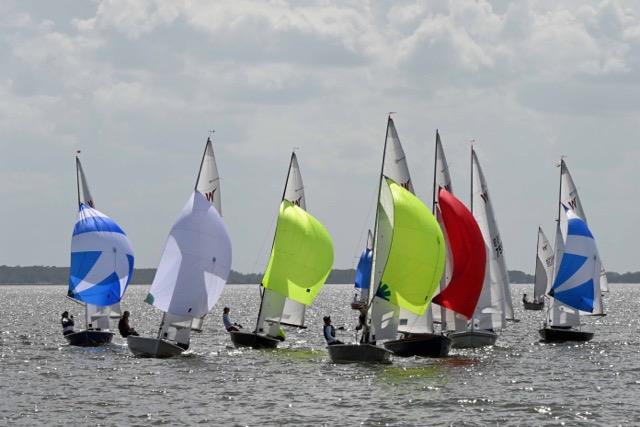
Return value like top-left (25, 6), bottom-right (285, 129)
top-left (126, 336), bottom-right (185, 358)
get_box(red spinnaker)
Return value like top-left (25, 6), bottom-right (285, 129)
top-left (432, 188), bottom-right (486, 319)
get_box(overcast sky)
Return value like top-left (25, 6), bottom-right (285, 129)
top-left (1, 0), bottom-right (638, 274)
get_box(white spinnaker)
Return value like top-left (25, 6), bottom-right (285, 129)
top-left (370, 180), bottom-right (398, 341)
top-left (371, 117), bottom-right (417, 338)
top-left (75, 157), bottom-right (119, 329)
top-left (196, 137), bottom-right (222, 215)
top-left (534, 227), bottom-right (554, 300)
top-left (548, 219), bottom-right (580, 327)
top-left (472, 149), bottom-right (513, 324)
top-left (431, 131), bottom-right (466, 332)
top-left (147, 191), bottom-right (232, 318)
top-left (560, 161), bottom-right (605, 312)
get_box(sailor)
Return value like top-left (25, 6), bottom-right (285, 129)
top-left (323, 316), bottom-right (343, 346)
top-left (60, 311), bottom-right (75, 336)
top-left (222, 307), bottom-right (242, 332)
top-left (118, 311), bottom-right (139, 337)
top-left (522, 293), bottom-right (528, 304)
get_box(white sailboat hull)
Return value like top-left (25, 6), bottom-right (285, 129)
top-left (127, 336), bottom-right (185, 358)
top-left (448, 330), bottom-right (497, 348)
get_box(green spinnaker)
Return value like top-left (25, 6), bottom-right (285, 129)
top-left (378, 179), bottom-right (445, 315)
top-left (262, 200), bottom-right (334, 305)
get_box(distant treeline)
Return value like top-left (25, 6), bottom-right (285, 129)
top-left (1, 265), bottom-right (639, 285)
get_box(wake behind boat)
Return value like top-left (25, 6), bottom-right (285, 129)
top-left (64, 155), bottom-right (134, 347)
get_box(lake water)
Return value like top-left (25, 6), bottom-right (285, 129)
top-left (1, 284), bottom-right (639, 426)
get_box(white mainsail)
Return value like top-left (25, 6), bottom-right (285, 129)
top-left (431, 131), bottom-right (467, 332)
top-left (189, 136), bottom-right (224, 332)
top-left (256, 153), bottom-right (307, 334)
top-left (471, 148), bottom-right (514, 327)
top-left (533, 227), bottom-right (554, 301)
top-left (74, 157), bottom-right (122, 330)
top-left (560, 160), bottom-right (608, 301)
top-left (146, 191), bottom-right (232, 318)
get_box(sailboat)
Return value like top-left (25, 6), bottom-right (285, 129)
top-left (539, 159), bottom-right (604, 342)
top-left (523, 228), bottom-right (553, 310)
top-left (229, 152), bottom-right (334, 349)
top-left (328, 116), bottom-right (445, 363)
top-left (127, 138), bottom-right (232, 358)
top-left (449, 147), bottom-right (514, 348)
top-left (351, 230), bottom-right (373, 310)
top-left (66, 155), bottom-right (135, 347)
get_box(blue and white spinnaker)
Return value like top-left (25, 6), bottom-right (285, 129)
top-left (548, 208), bottom-right (601, 313)
top-left (69, 204), bottom-right (134, 307)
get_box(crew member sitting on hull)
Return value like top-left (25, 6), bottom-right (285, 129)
top-left (222, 307), bottom-right (243, 332)
top-left (61, 311), bottom-right (75, 336)
top-left (118, 311), bottom-right (139, 338)
top-left (522, 293), bottom-right (528, 304)
top-left (323, 316), bottom-right (343, 345)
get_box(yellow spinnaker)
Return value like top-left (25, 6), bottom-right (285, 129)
top-left (377, 179), bottom-right (445, 315)
top-left (262, 200), bottom-right (334, 305)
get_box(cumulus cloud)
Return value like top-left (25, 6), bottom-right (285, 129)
top-left (0, 0), bottom-right (639, 273)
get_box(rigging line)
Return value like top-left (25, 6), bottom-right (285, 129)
top-left (350, 180), bottom-right (378, 262)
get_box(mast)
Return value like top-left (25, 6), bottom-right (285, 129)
top-left (75, 156), bottom-right (81, 208)
top-left (254, 152), bottom-right (297, 332)
top-left (532, 227), bottom-right (541, 302)
top-left (470, 143), bottom-right (475, 333)
top-left (545, 157), bottom-right (564, 325)
top-left (364, 115), bottom-right (393, 331)
top-left (432, 130), bottom-right (446, 332)
top-left (194, 133), bottom-right (213, 190)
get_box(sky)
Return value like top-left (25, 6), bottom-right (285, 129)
top-left (1, 0), bottom-right (639, 274)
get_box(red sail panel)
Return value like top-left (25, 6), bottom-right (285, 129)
top-left (432, 188), bottom-right (486, 319)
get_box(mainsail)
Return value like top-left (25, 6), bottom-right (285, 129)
top-left (471, 148), bottom-right (514, 325)
top-left (432, 188), bottom-right (486, 319)
top-left (70, 156), bottom-right (132, 330)
top-left (533, 227), bottom-right (554, 301)
top-left (370, 179), bottom-right (445, 340)
top-left (255, 153), bottom-right (333, 334)
top-left (145, 190), bottom-right (232, 318)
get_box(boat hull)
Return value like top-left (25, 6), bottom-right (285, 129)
top-left (539, 327), bottom-right (594, 343)
top-left (523, 301), bottom-right (544, 311)
top-left (64, 330), bottom-right (114, 347)
top-left (127, 336), bottom-right (185, 358)
top-left (229, 331), bottom-right (280, 349)
top-left (327, 343), bottom-right (392, 364)
top-left (384, 334), bottom-right (451, 358)
top-left (448, 330), bottom-right (498, 349)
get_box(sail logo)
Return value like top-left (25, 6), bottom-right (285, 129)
top-left (493, 236), bottom-right (503, 257)
top-left (567, 197), bottom-right (578, 210)
top-left (292, 196), bottom-right (303, 206)
top-left (480, 191), bottom-right (489, 203)
top-left (400, 180), bottom-right (411, 190)
top-left (545, 256), bottom-right (554, 267)
top-left (87, 199), bottom-right (95, 208)
top-left (376, 283), bottom-right (391, 301)
top-left (204, 188), bottom-right (217, 202)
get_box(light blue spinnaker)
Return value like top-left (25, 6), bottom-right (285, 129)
top-left (69, 203), bottom-right (134, 306)
top-left (548, 208), bottom-right (600, 313)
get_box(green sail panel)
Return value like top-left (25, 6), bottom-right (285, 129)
top-left (377, 179), bottom-right (446, 315)
top-left (262, 200), bottom-right (334, 305)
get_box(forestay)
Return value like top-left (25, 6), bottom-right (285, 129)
top-left (145, 191), bottom-right (232, 318)
top-left (548, 220), bottom-right (580, 327)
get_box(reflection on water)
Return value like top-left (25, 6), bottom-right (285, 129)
top-left (1, 284), bottom-right (640, 425)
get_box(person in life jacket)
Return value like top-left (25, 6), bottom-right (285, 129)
top-left (323, 316), bottom-right (343, 346)
top-left (118, 311), bottom-right (139, 338)
top-left (61, 311), bottom-right (75, 336)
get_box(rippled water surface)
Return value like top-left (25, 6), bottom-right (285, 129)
top-left (1, 284), bottom-right (640, 426)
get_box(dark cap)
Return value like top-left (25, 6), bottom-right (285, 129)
top-left (323, 316), bottom-right (331, 322)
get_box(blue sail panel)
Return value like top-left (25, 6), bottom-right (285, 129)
top-left (68, 205), bottom-right (134, 306)
top-left (553, 279), bottom-right (595, 312)
top-left (354, 248), bottom-right (372, 289)
top-left (551, 253), bottom-right (587, 291)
